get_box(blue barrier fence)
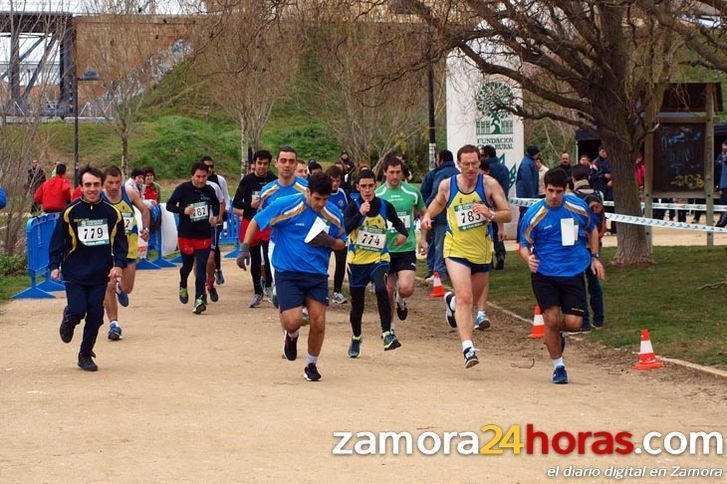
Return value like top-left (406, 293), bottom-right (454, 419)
top-left (12, 213), bottom-right (65, 299)
top-left (13, 203), bottom-right (242, 298)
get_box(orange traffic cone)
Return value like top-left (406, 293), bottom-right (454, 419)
top-left (430, 272), bottom-right (445, 298)
top-left (527, 306), bottom-right (545, 339)
top-left (633, 329), bottom-right (664, 371)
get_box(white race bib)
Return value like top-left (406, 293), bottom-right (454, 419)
top-left (78, 219), bottom-right (110, 246)
top-left (356, 227), bottom-right (386, 251)
top-left (122, 213), bottom-right (135, 233)
top-left (560, 218), bottom-right (577, 246)
top-left (190, 202), bottom-right (209, 222)
top-left (386, 212), bottom-right (412, 230)
top-left (455, 203), bottom-right (485, 231)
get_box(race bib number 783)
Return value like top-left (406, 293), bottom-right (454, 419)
top-left (455, 203), bottom-right (485, 231)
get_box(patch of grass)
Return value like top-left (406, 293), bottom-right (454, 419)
top-left (487, 246), bottom-right (727, 367)
top-left (0, 253), bottom-right (30, 304)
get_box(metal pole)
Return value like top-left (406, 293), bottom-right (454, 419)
top-left (427, 63), bottom-right (436, 171)
top-left (73, 75), bottom-right (79, 187)
top-left (705, 84), bottom-right (715, 248)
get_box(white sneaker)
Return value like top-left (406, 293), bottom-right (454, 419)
top-left (332, 292), bottom-right (348, 304)
top-left (475, 311), bottom-right (491, 330)
top-left (444, 291), bottom-right (456, 328)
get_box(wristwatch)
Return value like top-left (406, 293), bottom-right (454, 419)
top-left (591, 253), bottom-right (600, 259)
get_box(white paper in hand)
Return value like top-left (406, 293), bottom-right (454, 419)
top-left (304, 216), bottom-right (329, 244)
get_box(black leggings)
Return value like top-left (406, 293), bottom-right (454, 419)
top-left (250, 241), bottom-right (272, 295)
top-left (180, 248), bottom-right (210, 300)
top-left (333, 248), bottom-right (347, 293)
top-left (214, 226), bottom-right (222, 270)
top-left (349, 265), bottom-right (391, 337)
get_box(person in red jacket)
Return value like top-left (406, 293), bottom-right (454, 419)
top-left (33, 163), bottom-right (71, 213)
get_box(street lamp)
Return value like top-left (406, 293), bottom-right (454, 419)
top-left (73, 69), bottom-right (101, 186)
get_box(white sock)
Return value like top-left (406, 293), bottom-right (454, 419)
top-left (307, 354), bottom-right (318, 365)
top-left (462, 340), bottom-right (473, 351)
top-left (110, 319), bottom-right (118, 325)
top-left (477, 310), bottom-right (485, 317)
top-left (288, 329), bottom-right (299, 339)
top-left (553, 357), bottom-right (564, 369)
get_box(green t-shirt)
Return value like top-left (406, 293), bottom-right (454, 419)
top-left (375, 181), bottom-right (424, 253)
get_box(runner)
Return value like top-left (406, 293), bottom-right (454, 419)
top-left (49, 166), bottom-right (128, 371)
top-left (101, 165), bottom-right (150, 341)
top-left (519, 168), bottom-right (605, 384)
top-left (375, 156), bottom-right (426, 329)
top-left (257, 146), bottom-right (308, 307)
top-left (295, 160), bottom-right (308, 179)
top-left (325, 165), bottom-right (349, 304)
top-left (166, 162), bottom-right (220, 314)
top-left (238, 173), bottom-right (346, 381)
top-left (232, 150), bottom-right (277, 307)
top-left (201, 156), bottom-right (229, 299)
top-left (344, 169), bottom-right (408, 358)
top-left (420, 144), bottom-right (511, 369)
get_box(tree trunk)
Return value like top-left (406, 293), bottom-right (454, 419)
top-left (598, 131), bottom-right (653, 266)
top-left (121, 134), bottom-right (129, 178)
top-left (240, 114), bottom-right (247, 177)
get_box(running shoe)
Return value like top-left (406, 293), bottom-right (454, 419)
top-left (592, 321), bottom-right (604, 330)
top-left (348, 335), bottom-right (362, 358)
top-left (107, 321), bottom-right (123, 341)
top-left (192, 296), bottom-right (206, 314)
top-left (552, 366), bottom-right (568, 384)
top-left (382, 331), bottom-right (401, 351)
top-left (263, 286), bottom-right (274, 303)
top-left (474, 311), bottom-right (491, 331)
top-left (271, 286), bottom-right (279, 309)
top-left (463, 346), bottom-right (479, 368)
top-left (444, 291), bottom-right (457, 328)
top-left (304, 363), bottom-right (321, 382)
top-left (215, 269), bottom-right (225, 285)
top-left (59, 306), bottom-right (75, 343)
top-left (179, 286), bottom-right (189, 304)
top-left (395, 291), bottom-right (408, 321)
top-left (331, 292), bottom-right (348, 305)
top-left (284, 331), bottom-right (298, 361)
top-left (208, 285), bottom-right (219, 302)
top-left (115, 280), bottom-right (129, 307)
top-left (77, 353), bottom-right (98, 372)
top-left (249, 293), bottom-right (263, 308)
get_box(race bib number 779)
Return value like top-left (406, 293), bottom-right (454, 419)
top-left (78, 219), bottom-right (110, 246)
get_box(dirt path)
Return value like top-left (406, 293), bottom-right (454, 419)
top-left (1, 258), bottom-right (725, 482)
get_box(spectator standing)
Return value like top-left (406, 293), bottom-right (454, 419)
top-left (142, 167), bottom-right (161, 205)
top-left (536, 157), bottom-right (548, 197)
top-left (421, 150), bottom-right (452, 278)
top-left (591, 146), bottom-right (615, 233)
top-left (33, 163), bottom-right (71, 213)
top-left (125, 168), bottom-right (144, 197)
top-left (425, 150), bottom-right (459, 283)
top-left (483, 145), bottom-right (510, 270)
top-left (27, 159), bottom-right (46, 213)
top-left (515, 145), bottom-right (540, 241)
top-left (716, 141), bottom-right (727, 228)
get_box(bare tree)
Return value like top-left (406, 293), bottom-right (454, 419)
top-left (637, 0), bottom-right (726, 72)
top-left (391, 0), bottom-right (718, 265)
top-left (301, 1), bottom-right (432, 173)
top-left (193, 0), bottom-right (300, 175)
top-left (79, 0), bottom-right (191, 176)
top-left (1, 5), bottom-right (68, 254)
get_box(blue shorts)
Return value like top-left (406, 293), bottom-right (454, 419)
top-left (275, 271), bottom-right (329, 311)
top-left (447, 257), bottom-right (491, 274)
top-left (348, 262), bottom-right (389, 288)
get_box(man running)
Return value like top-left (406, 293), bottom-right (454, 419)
top-left (344, 169), bottom-right (408, 358)
top-left (421, 145), bottom-right (511, 368)
top-left (375, 156), bottom-right (426, 328)
top-left (101, 166), bottom-right (150, 341)
top-left (519, 168), bottom-right (605, 384)
top-left (50, 166), bottom-right (128, 371)
top-left (257, 147), bottom-right (308, 306)
top-left (238, 173), bottom-right (346, 381)
top-left (201, 156), bottom-right (229, 300)
top-left (232, 150), bottom-right (277, 307)
top-left (325, 165), bottom-right (349, 304)
top-left (166, 162), bottom-right (220, 314)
